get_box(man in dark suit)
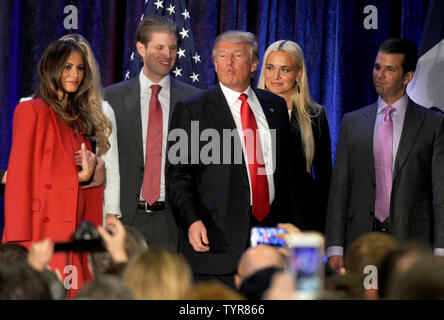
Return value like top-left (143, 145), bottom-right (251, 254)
top-left (325, 38), bottom-right (444, 272)
top-left (166, 31), bottom-right (290, 286)
top-left (104, 16), bottom-right (200, 249)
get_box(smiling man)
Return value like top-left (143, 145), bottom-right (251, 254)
top-left (325, 38), bottom-right (444, 272)
top-left (167, 31), bottom-right (290, 287)
top-left (104, 16), bottom-right (200, 249)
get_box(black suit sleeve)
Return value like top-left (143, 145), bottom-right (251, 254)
top-left (312, 108), bottom-right (332, 231)
top-left (166, 100), bottom-right (201, 231)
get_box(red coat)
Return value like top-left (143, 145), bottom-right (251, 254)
top-left (3, 98), bottom-right (103, 297)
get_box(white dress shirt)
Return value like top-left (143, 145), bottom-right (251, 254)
top-left (219, 82), bottom-right (275, 205)
top-left (139, 71), bottom-right (171, 202)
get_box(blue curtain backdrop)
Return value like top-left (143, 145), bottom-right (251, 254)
top-left (0, 0), bottom-right (431, 227)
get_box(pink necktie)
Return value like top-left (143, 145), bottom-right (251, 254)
top-left (374, 105), bottom-right (395, 222)
top-left (142, 84), bottom-right (162, 205)
top-left (239, 93), bottom-right (270, 222)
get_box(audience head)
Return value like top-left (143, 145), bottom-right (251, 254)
top-left (136, 15), bottom-right (178, 82)
top-left (0, 243), bottom-right (28, 265)
top-left (212, 31), bottom-right (258, 92)
top-left (239, 266), bottom-right (283, 300)
top-left (185, 281), bottom-right (245, 300)
top-left (0, 261), bottom-right (51, 300)
top-left (74, 275), bottom-right (134, 300)
top-left (123, 248), bottom-right (192, 299)
top-left (345, 232), bottom-right (400, 275)
top-left (373, 38), bottom-right (418, 104)
top-left (258, 40), bottom-right (318, 173)
top-left (378, 242), bottom-right (433, 299)
top-left (235, 245), bottom-right (286, 289)
top-left (386, 256), bottom-right (444, 299)
top-left (321, 273), bottom-right (366, 300)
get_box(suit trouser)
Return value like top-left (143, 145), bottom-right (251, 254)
top-left (131, 206), bottom-right (179, 250)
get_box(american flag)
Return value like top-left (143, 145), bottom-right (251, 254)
top-left (125, 0), bottom-right (207, 89)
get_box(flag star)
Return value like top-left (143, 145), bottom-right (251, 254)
top-left (140, 14), bottom-right (144, 21)
top-left (181, 8), bottom-right (190, 20)
top-left (166, 4), bottom-right (175, 15)
top-left (130, 51), bottom-right (135, 61)
top-left (125, 70), bottom-right (130, 80)
top-left (153, 0), bottom-right (164, 10)
top-left (177, 47), bottom-right (186, 58)
top-left (145, 0), bottom-right (148, 3)
top-left (179, 28), bottom-right (190, 39)
top-left (192, 53), bottom-right (201, 63)
top-left (172, 67), bottom-right (183, 77)
top-left (189, 72), bottom-right (199, 82)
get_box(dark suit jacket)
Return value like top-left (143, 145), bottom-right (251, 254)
top-left (166, 84), bottom-right (290, 275)
top-left (104, 76), bottom-right (200, 225)
top-left (325, 98), bottom-right (444, 251)
top-left (288, 106), bottom-right (332, 233)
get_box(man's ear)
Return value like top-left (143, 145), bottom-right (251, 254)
top-left (136, 41), bottom-right (146, 58)
top-left (251, 58), bottom-right (259, 73)
top-left (403, 71), bottom-right (415, 85)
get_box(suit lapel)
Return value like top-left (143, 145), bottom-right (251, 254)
top-left (393, 99), bottom-right (426, 182)
top-left (169, 78), bottom-right (185, 130)
top-left (207, 84), bottom-right (239, 131)
top-left (360, 103), bottom-right (378, 183)
top-left (124, 77), bottom-right (144, 163)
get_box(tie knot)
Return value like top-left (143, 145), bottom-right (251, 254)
top-left (384, 105), bottom-right (395, 114)
top-left (239, 93), bottom-right (248, 102)
top-left (383, 105), bottom-right (395, 120)
top-left (151, 84), bottom-right (162, 97)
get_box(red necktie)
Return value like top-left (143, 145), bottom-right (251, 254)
top-left (239, 93), bottom-right (270, 222)
top-left (142, 84), bottom-right (162, 205)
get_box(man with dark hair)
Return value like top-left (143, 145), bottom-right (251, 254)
top-left (325, 38), bottom-right (444, 272)
top-left (104, 15), bottom-right (200, 249)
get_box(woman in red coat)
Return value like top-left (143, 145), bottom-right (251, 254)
top-left (3, 40), bottom-right (111, 297)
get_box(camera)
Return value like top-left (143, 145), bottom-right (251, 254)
top-left (54, 221), bottom-right (107, 252)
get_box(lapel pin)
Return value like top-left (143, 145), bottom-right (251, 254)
top-left (270, 107), bottom-right (274, 112)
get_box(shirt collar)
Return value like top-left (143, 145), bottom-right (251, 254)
top-left (377, 94), bottom-right (408, 114)
top-left (219, 82), bottom-right (254, 107)
top-left (139, 70), bottom-right (170, 96)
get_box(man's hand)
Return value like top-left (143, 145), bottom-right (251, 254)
top-left (188, 220), bottom-right (210, 252)
top-left (28, 238), bottom-right (54, 272)
top-left (328, 255), bottom-right (346, 273)
top-left (77, 143), bottom-right (97, 183)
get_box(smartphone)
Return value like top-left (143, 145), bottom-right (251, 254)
top-left (250, 227), bottom-right (286, 247)
top-left (286, 233), bottom-right (324, 300)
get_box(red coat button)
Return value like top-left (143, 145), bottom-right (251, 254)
top-left (44, 149), bottom-right (52, 155)
top-left (44, 184), bottom-right (52, 190)
top-left (42, 217), bottom-right (50, 223)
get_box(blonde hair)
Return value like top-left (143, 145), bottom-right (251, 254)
top-left (258, 40), bottom-right (320, 173)
top-left (123, 249), bottom-right (192, 300)
top-left (58, 34), bottom-right (111, 156)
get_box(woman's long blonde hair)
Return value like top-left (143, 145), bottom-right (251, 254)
top-left (123, 249), bottom-right (193, 300)
top-left (258, 40), bottom-right (320, 173)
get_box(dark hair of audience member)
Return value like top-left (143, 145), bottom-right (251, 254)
top-left (0, 243), bottom-right (28, 265)
top-left (0, 261), bottom-right (51, 300)
top-left (74, 275), bottom-right (134, 300)
top-left (386, 256), bottom-right (444, 300)
top-left (320, 273), bottom-right (366, 300)
top-left (378, 242), bottom-right (434, 299)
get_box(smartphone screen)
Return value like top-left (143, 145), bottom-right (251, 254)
top-left (286, 233), bottom-right (324, 299)
top-left (250, 227), bottom-right (286, 247)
